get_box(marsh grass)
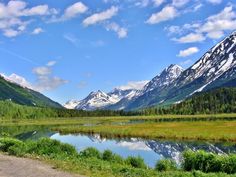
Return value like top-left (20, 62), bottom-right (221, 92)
top-left (55, 120), bottom-right (236, 142)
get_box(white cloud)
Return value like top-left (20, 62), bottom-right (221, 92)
top-left (116, 80), bottom-right (149, 90)
top-left (135, 0), bottom-right (150, 7)
top-left (33, 66), bottom-right (52, 76)
top-left (177, 47), bottom-right (199, 57)
top-left (3, 28), bottom-right (20, 37)
top-left (105, 22), bottom-right (128, 38)
top-left (146, 5), bottom-right (178, 24)
top-left (83, 6), bottom-right (118, 26)
top-left (198, 6), bottom-right (236, 39)
top-left (32, 62), bottom-right (68, 91)
top-left (167, 5), bottom-right (236, 42)
top-left (173, 33), bottom-right (206, 43)
top-left (153, 0), bottom-right (165, 7)
top-left (63, 2), bottom-right (88, 20)
top-left (207, 0), bottom-right (222, 4)
top-left (0, 1), bottom-right (56, 37)
top-left (47, 61), bottom-right (57, 66)
top-left (172, 0), bottom-right (189, 8)
top-left (118, 141), bottom-right (151, 151)
top-left (32, 27), bottom-right (44, 35)
top-left (1, 73), bottom-right (33, 89)
top-left (206, 31), bottom-right (224, 39)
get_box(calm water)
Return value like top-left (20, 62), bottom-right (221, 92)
top-left (1, 125), bottom-right (236, 168)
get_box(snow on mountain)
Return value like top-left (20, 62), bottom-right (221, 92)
top-left (74, 90), bottom-right (117, 110)
top-left (124, 31), bottom-right (236, 110)
top-left (174, 30), bottom-right (236, 95)
top-left (142, 64), bottom-right (184, 94)
top-left (0, 73), bottom-right (33, 90)
top-left (65, 31), bottom-right (236, 111)
top-left (64, 100), bottom-right (81, 109)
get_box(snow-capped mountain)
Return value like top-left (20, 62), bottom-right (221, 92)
top-left (125, 30), bottom-right (236, 110)
top-left (74, 90), bottom-right (118, 110)
top-left (64, 88), bottom-right (141, 110)
top-left (65, 31), bottom-right (236, 111)
top-left (64, 100), bottom-right (81, 109)
top-left (142, 64), bottom-right (184, 94)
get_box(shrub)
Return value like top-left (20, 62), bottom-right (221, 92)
top-left (155, 159), bottom-right (177, 171)
top-left (182, 150), bottom-right (236, 174)
top-left (27, 138), bottom-right (77, 157)
top-left (79, 147), bottom-right (101, 159)
top-left (126, 156), bottom-right (147, 169)
top-left (102, 149), bottom-right (124, 164)
top-left (8, 143), bottom-right (28, 157)
top-left (0, 138), bottom-right (23, 152)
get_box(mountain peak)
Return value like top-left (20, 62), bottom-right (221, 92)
top-left (142, 64), bottom-right (184, 93)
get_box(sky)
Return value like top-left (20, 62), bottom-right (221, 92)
top-left (0, 0), bottom-right (236, 104)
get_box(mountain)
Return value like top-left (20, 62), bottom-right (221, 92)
top-left (64, 100), bottom-right (81, 109)
top-left (142, 64), bottom-right (184, 94)
top-left (125, 31), bottom-right (236, 110)
top-left (64, 88), bottom-right (139, 110)
top-left (74, 90), bottom-right (119, 110)
top-left (0, 75), bottom-right (62, 108)
top-left (65, 31), bottom-right (236, 111)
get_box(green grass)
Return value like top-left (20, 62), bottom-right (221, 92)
top-left (54, 120), bottom-right (236, 142)
top-left (0, 137), bottom-right (236, 177)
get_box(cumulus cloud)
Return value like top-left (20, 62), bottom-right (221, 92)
top-left (177, 47), bottom-right (199, 57)
top-left (153, 0), bottom-right (165, 7)
top-left (173, 33), bottom-right (206, 43)
top-left (32, 27), bottom-right (44, 35)
top-left (0, 1), bottom-right (56, 37)
top-left (146, 5), bottom-right (178, 24)
top-left (105, 22), bottom-right (128, 38)
top-left (167, 5), bottom-right (236, 43)
top-left (83, 6), bottom-right (118, 26)
top-left (63, 2), bottom-right (88, 19)
top-left (198, 6), bottom-right (236, 39)
top-left (116, 80), bottom-right (149, 90)
top-left (172, 0), bottom-right (189, 7)
top-left (32, 62), bottom-right (68, 91)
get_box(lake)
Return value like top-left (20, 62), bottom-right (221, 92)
top-left (1, 125), bottom-right (236, 168)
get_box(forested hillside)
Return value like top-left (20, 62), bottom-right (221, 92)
top-left (142, 87), bottom-right (236, 115)
top-left (0, 76), bottom-right (62, 108)
top-left (0, 100), bottom-right (135, 119)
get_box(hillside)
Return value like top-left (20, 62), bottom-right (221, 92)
top-left (0, 76), bottom-right (62, 108)
top-left (143, 87), bottom-right (236, 115)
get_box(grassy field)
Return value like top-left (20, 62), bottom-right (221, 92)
top-left (54, 120), bottom-right (236, 142)
top-left (1, 113), bottom-right (236, 142)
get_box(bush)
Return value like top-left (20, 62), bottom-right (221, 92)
top-left (8, 143), bottom-right (28, 157)
top-left (126, 156), bottom-right (147, 169)
top-left (182, 150), bottom-right (236, 174)
top-left (155, 159), bottom-right (177, 171)
top-left (80, 147), bottom-right (101, 159)
top-left (27, 138), bottom-right (77, 157)
top-left (0, 138), bottom-right (23, 152)
top-left (102, 149), bottom-right (124, 164)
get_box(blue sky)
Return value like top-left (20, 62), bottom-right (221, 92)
top-left (0, 0), bottom-right (236, 104)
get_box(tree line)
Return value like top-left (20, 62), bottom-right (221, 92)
top-left (141, 87), bottom-right (236, 115)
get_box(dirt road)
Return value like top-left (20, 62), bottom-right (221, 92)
top-left (0, 154), bottom-right (82, 177)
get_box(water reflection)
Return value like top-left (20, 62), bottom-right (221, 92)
top-left (1, 125), bottom-right (236, 168)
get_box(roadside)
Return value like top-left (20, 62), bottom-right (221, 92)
top-left (0, 154), bottom-right (82, 177)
